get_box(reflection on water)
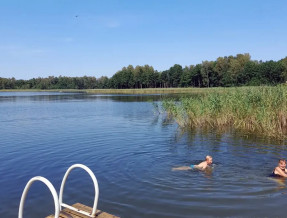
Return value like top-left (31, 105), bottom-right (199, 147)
top-left (0, 91), bottom-right (201, 103)
top-left (1, 92), bottom-right (287, 217)
top-left (269, 177), bottom-right (286, 190)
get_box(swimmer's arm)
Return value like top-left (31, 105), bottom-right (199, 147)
top-left (275, 167), bottom-right (287, 177)
top-left (172, 166), bottom-right (192, 171)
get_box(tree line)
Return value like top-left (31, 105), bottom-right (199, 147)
top-left (1, 53), bottom-right (287, 89)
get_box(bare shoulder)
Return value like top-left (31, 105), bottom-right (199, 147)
top-left (197, 161), bottom-right (207, 168)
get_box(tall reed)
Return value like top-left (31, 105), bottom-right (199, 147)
top-left (162, 86), bottom-right (287, 139)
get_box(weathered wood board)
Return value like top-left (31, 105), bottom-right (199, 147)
top-left (46, 203), bottom-right (119, 218)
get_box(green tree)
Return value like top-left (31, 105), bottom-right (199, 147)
top-left (228, 53), bottom-right (251, 86)
top-left (97, 76), bottom-right (109, 88)
top-left (160, 70), bottom-right (169, 88)
top-left (214, 57), bottom-right (229, 86)
top-left (238, 61), bottom-right (261, 85)
top-left (279, 57), bottom-right (287, 83)
top-left (201, 61), bottom-right (216, 87)
top-left (169, 64), bottom-right (183, 87)
top-left (191, 64), bottom-right (202, 87)
top-left (180, 66), bottom-right (193, 87)
top-left (258, 61), bottom-right (284, 85)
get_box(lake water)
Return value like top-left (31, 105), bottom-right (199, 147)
top-left (1, 92), bottom-right (287, 218)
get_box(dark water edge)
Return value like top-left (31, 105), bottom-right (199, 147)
top-left (179, 126), bottom-right (287, 146)
top-left (1, 92), bottom-right (287, 218)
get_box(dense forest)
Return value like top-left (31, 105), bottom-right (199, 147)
top-left (1, 53), bottom-right (287, 89)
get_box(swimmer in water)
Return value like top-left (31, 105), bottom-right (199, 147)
top-left (271, 159), bottom-right (287, 178)
top-left (172, 155), bottom-right (213, 171)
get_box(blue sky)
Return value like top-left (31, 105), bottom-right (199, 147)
top-left (0, 0), bottom-right (286, 79)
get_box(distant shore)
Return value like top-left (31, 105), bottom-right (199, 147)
top-left (0, 87), bottom-right (223, 94)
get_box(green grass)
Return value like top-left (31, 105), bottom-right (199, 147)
top-left (162, 86), bottom-right (287, 139)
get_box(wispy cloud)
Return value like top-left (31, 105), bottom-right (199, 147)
top-left (0, 45), bottom-right (48, 56)
top-left (74, 13), bottom-right (143, 31)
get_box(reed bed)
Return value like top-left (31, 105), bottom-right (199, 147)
top-left (162, 86), bottom-right (287, 139)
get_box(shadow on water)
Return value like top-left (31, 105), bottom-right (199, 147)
top-left (0, 91), bottom-right (201, 103)
top-left (268, 177), bottom-right (286, 189)
top-left (175, 125), bottom-right (287, 147)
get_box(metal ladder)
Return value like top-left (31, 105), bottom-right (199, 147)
top-left (18, 164), bottom-right (99, 218)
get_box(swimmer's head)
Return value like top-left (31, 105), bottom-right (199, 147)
top-left (278, 159), bottom-right (286, 169)
top-left (206, 155), bottom-right (213, 165)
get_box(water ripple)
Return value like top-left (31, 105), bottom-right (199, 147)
top-left (1, 93), bottom-right (287, 217)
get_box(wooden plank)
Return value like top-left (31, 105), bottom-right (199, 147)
top-left (46, 203), bottom-right (119, 218)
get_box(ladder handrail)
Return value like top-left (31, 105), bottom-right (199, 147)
top-left (59, 164), bottom-right (99, 217)
top-left (18, 176), bottom-right (60, 218)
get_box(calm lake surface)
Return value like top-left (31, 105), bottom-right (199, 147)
top-left (1, 92), bottom-right (287, 218)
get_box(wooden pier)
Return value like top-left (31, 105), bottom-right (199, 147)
top-left (19, 165), bottom-right (117, 218)
top-left (46, 203), bottom-right (119, 218)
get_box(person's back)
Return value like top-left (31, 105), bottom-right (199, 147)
top-left (194, 156), bottom-right (212, 170)
top-left (172, 155), bottom-right (213, 171)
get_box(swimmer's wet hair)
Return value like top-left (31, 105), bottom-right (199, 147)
top-left (206, 155), bottom-right (212, 160)
top-left (279, 159), bottom-right (286, 163)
